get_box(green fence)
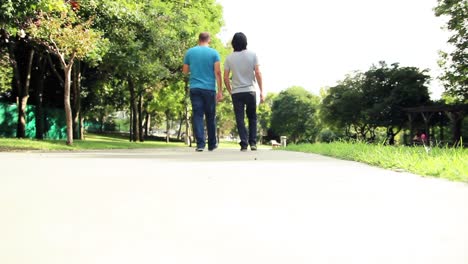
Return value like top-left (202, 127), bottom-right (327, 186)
top-left (0, 102), bottom-right (66, 139)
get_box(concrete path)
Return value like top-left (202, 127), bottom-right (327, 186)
top-left (0, 148), bottom-right (467, 264)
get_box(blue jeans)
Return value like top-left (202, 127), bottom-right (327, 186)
top-left (232, 92), bottom-right (257, 148)
top-left (190, 88), bottom-right (217, 149)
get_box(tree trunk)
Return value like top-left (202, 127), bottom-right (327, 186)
top-left (128, 78), bottom-right (139, 142)
top-left (99, 110), bottom-right (105, 133)
top-left (7, 40), bottom-right (23, 125)
top-left (407, 113), bottom-right (414, 145)
top-left (138, 93), bottom-right (144, 142)
top-left (166, 111), bottom-right (171, 143)
top-left (144, 112), bottom-right (151, 138)
top-left (80, 116), bottom-right (85, 139)
top-left (16, 49), bottom-right (34, 138)
top-left (439, 114), bottom-right (444, 143)
top-left (129, 109), bottom-right (133, 142)
top-left (72, 61), bottom-right (81, 139)
top-left (177, 114), bottom-right (183, 140)
top-left (447, 111), bottom-right (463, 146)
top-left (184, 80), bottom-right (191, 146)
top-left (386, 127), bottom-right (395, 145)
top-left (35, 53), bottom-right (47, 139)
top-left (453, 118), bottom-right (462, 146)
top-left (64, 63), bottom-right (74, 145)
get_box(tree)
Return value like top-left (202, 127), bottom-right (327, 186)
top-left (434, 0), bottom-right (468, 102)
top-left (28, 9), bottom-right (103, 145)
top-left (321, 72), bottom-right (370, 139)
top-left (87, 0), bottom-right (223, 142)
top-left (362, 62), bottom-right (431, 144)
top-left (321, 62), bottom-right (431, 144)
top-left (0, 0), bottom-right (38, 138)
top-left (271, 86), bottom-right (320, 143)
top-left (149, 82), bottom-right (185, 143)
top-left (0, 0), bottom-right (225, 142)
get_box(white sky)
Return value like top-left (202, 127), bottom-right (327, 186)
top-left (216, 0), bottom-right (452, 99)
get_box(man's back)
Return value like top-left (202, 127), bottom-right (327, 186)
top-left (224, 50), bottom-right (258, 93)
top-left (184, 46), bottom-right (220, 90)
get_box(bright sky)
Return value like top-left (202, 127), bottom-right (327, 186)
top-left (216, 0), bottom-right (451, 99)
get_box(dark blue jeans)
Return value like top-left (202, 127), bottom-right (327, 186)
top-left (232, 92), bottom-right (257, 148)
top-left (190, 88), bottom-right (217, 149)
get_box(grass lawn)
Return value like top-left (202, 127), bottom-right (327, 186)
top-left (0, 134), bottom-right (265, 152)
top-left (285, 142), bottom-right (468, 183)
top-left (0, 133), bottom-right (184, 151)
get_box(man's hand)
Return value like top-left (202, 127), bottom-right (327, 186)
top-left (259, 92), bottom-right (265, 103)
top-left (216, 92), bottom-right (223, 103)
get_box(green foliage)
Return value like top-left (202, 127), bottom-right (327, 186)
top-left (0, 0), bottom-right (225, 141)
top-left (317, 129), bottom-right (337, 143)
top-left (216, 88), bottom-right (236, 137)
top-left (0, 51), bottom-right (12, 94)
top-left (150, 81), bottom-right (185, 119)
top-left (286, 142), bottom-right (468, 182)
top-left (258, 92), bottom-right (277, 136)
top-left (321, 62), bottom-right (431, 143)
top-left (321, 72), bottom-right (367, 137)
top-left (271, 86), bottom-right (320, 143)
top-left (28, 11), bottom-right (103, 62)
top-left (434, 0), bottom-right (468, 102)
top-left (363, 62), bottom-right (431, 143)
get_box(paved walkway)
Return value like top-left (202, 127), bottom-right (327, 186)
top-left (1, 148), bottom-right (467, 264)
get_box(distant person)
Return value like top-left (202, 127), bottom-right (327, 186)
top-left (224, 32), bottom-right (264, 151)
top-left (421, 133), bottom-right (427, 144)
top-left (183, 32), bottom-right (223, 152)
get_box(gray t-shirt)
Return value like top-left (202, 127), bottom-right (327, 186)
top-left (224, 50), bottom-right (259, 94)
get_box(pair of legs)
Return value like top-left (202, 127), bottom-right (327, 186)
top-left (190, 88), bottom-right (217, 150)
top-left (232, 92), bottom-right (257, 150)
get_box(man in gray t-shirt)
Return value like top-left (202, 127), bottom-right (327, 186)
top-left (224, 32), bottom-right (265, 151)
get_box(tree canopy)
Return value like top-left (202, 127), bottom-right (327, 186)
top-left (321, 62), bottom-right (431, 144)
top-left (271, 86), bottom-right (320, 144)
top-left (434, 0), bottom-right (468, 102)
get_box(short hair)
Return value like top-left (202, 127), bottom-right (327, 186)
top-left (231, 32), bottom-right (247, 52)
top-left (198, 32), bottom-right (211, 43)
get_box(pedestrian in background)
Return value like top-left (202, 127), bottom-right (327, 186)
top-left (183, 32), bottom-right (223, 152)
top-left (224, 32), bottom-right (264, 151)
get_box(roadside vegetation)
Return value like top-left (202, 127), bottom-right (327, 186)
top-left (0, 133), bottom-right (184, 151)
top-left (285, 142), bottom-right (468, 183)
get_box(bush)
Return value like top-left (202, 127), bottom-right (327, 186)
top-left (317, 129), bottom-right (337, 143)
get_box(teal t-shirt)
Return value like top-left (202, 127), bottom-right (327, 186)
top-left (183, 46), bottom-right (220, 91)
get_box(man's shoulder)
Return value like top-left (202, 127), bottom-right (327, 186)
top-left (188, 46), bottom-right (219, 54)
top-left (245, 50), bottom-right (258, 57)
top-left (208, 47), bottom-right (220, 55)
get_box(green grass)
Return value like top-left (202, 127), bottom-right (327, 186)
top-left (0, 133), bottom-right (184, 151)
top-left (285, 142), bottom-right (468, 183)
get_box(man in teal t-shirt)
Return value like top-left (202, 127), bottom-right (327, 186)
top-left (183, 32), bottom-right (223, 152)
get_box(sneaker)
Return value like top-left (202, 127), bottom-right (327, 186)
top-left (250, 145), bottom-right (257, 151)
top-left (208, 145), bottom-right (218, 151)
top-left (195, 147), bottom-right (204, 152)
top-left (240, 147), bottom-right (248, 152)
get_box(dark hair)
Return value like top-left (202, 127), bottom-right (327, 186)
top-left (231, 32), bottom-right (247, 51)
top-left (198, 32), bottom-right (210, 43)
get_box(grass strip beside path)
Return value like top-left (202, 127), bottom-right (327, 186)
top-left (0, 133), bottom-right (184, 151)
top-left (285, 142), bottom-right (468, 183)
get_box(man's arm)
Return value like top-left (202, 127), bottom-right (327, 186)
top-left (214, 61), bottom-right (223, 102)
top-left (254, 64), bottom-right (264, 103)
top-left (223, 69), bottom-right (232, 95)
top-left (182, 64), bottom-right (189, 74)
